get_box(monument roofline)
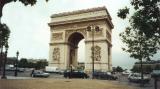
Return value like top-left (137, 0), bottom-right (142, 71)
top-left (51, 6), bottom-right (112, 20)
top-left (49, 6), bottom-right (114, 29)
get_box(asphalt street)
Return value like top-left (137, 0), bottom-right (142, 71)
top-left (0, 70), bottom-right (160, 89)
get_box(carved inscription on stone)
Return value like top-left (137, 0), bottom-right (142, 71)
top-left (52, 32), bottom-right (63, 40)
top-left (91, 45), bottom-right (101, 61)
top-left (53, 48), bottom-right (60, 61)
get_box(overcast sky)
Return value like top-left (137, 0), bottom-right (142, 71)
top-left (1, 0), bottom-right (160, 69)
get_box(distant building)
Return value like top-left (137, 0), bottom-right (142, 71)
top-left (132, 59), bottom-right (160, 73)
top-left (135, 60), bottom-right (160, 69)
top-left (6, 57), bottom-right (17, 65)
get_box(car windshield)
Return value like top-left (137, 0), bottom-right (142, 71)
top-left (35, 70), bottom-right (43, 74)
top-left (133, 73), bottom-right (141, 77)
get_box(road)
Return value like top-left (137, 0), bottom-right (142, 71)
top-left (0, 70), bottom-right (160, 89)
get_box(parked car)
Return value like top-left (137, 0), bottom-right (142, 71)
top-left (128, 73), bottom-right (150, 83)
top-left (31, 70), bottom-right (50, 78)
top-left (64, 70), bottom-right (89, 78)
top-left (122, 71), bottom-right (130, 76)
top-left (17, 68), bottom-right (25, 72)
top-left (93, 72), bottom-right (118, 80)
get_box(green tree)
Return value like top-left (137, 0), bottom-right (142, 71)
top-left (117, 1), bottom-right (160, 85)
top-left (116, 66), bottom-right (123, 72)
top-left (119, 27), bottom-right (158, 85)
top-left (131, 65), bottom-right (141, 73)
top-left (117, 0), bottom-right (160, 38)
top-left (0, 23), bottom-right (10, 67)
top-left (0, 0), bottom-right (49, 23)
top-left (18, 58), bottom-right (28, 68)
top-left (27, 62), bottom-right (36, 68)
top-left (120, 28), bottom-right (159, 61)
top-left (0, 24), bottom-right (10, 51)
top-left (35, 60), bottom-right (48, 69)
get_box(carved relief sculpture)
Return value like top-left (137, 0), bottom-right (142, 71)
top-left (52, 32), bottom-right (63, 40)
top-left (106, 31), bottom-right (111, 41)
top-left (53, 48), bottom-right (60, 61)
top-left (88, 29), bottom-right (103, 38)
top-left (65, 28), bottom-right (86, 40)
top-left (91, 45), bottom-right (101, 61)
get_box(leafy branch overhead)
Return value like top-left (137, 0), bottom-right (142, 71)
top-left (117, 0), bottom-right (160, 38)
top-left (0, 0), bottom-right (49, 20)
top-left (117, 7), bottom-right (129, 19)
top-left (117, 0), bottom-right (160, 61)
top-left (120, 27), bottom-right (159, 61)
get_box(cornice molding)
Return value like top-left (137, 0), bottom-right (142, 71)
top-left (51, 6), bottom-right (112, 20)
top-left (48, 16), bottom-right (113, 29)
top-left (85, 39), bottom-right (112, 46)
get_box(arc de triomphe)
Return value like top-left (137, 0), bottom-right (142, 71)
top-left (48, 7), bottom-right (114, 72)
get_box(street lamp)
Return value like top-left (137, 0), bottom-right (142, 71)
top-left (1, 44), bottom-right (9, 79)
top-left (14, 51), bottom-right (19, 77)
top-left (87, 25), bottom-right (100, 79)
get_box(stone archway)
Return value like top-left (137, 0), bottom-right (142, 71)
top-left (48, 7), bottom-right (114, 72)
top-left (68, 32), bottom-right (85, 68)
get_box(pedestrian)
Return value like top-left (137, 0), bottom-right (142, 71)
top-left (30, 68), bottom-right (35, 77)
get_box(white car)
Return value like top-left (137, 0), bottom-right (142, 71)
top-left (128, 73), bottom-right (150, 83)
top-left (122, 71), bottom-right (130, 75)
top-left (32, 70), bottom-right (50, 78)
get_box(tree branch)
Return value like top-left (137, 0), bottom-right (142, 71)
top-left (0, 0), bottom-right (14, 23)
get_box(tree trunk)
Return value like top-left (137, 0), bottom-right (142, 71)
top-left (0, 6), bottom-right (3, 23)
top-left (140, 58), bottom-right (144, 87)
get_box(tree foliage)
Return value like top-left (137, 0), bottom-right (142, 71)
top-left (18, 58), bottom-right (48, 69)
top-left (117, 66), bottom-right (123, 72)
top-left (0, 0), bottom-right (49, 22)
top-left (35, 60), bottom-right (48, 69)
top-left (0, 23), bottom-right (10, 51)
top-left (18, 58), bottom-right (28, 68)
top-left (117, 0), bottom-right (160, 60)
top-left (131, 65), bottom-right (141, 73)
top-left (118, 1), bottom-right (159, 84)
top-left (120, 27), bottom-right (159, 60)
top-left (117, 0), bottom-right (160, 38)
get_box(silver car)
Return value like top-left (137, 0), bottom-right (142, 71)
top-left (31, 70), bottom-right (50, 78)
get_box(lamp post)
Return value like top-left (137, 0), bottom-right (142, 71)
top-left (0, 30), bottom-right (2, 71)
top-left (1, 44), bottom-right (8, 79)
top-left (14, 51), bottom-right (19, 77)
top-left (87, 25), bottom-right (100, 79)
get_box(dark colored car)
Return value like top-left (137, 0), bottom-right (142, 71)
top-left (93, 72), bottom-right (118, 80)
top-left (31, 70), bottom-right (50, 78)
top-left (64, 70), bottom-right (89, 78)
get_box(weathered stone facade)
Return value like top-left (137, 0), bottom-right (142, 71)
top-left (48, 6), bottom-right (114, 72)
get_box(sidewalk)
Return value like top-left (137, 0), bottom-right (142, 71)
top-left (0, 76), bottom-right (32, 79)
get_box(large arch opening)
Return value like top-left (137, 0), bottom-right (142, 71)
top-left (68, 32), bottom-right (85, 69)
